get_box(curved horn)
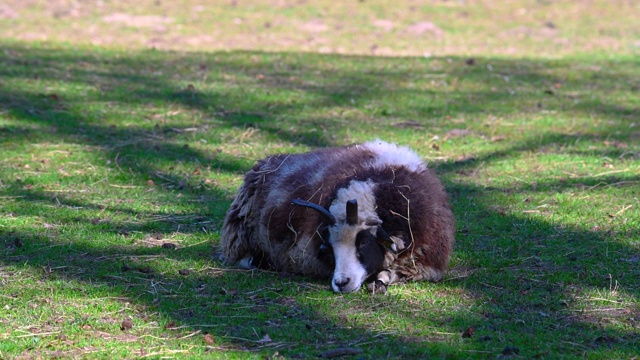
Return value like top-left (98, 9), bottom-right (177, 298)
top-left (291, 199), bottom-right (336, 225)
top-left (346, 199), bottom-right (358, 225)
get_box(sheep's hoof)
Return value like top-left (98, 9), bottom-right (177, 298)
top-left (368, 280), bottom-right (387, 294)
top-left (238, 256), bottom-right (255, 269)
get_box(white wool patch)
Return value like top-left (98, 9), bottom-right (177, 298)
top-left (362, 139), bottom-right (426, 172)
top-left (329, 180), bottom-right (379, 224)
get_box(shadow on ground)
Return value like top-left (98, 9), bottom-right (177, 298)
top-left (1, 43), bottom-right (638, 357)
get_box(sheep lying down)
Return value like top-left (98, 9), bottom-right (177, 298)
top-left (220, 140), bottom-right (455, 293)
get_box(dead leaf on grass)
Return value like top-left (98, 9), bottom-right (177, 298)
top-left (203, 333), bottom-right (215, 345)
top-left (164, 321), bottom-right (177, 330)
top-left (120, 318), bottom-right (133, 331)
top-left (462, 326), bottom-right (475, 338)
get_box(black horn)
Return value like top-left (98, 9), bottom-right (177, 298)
top-left (346, 199), bottom-right (358, 225)
top-left (291, 199), bottom-right (336, 225)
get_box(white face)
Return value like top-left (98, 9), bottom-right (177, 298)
top-left (325, 180), bottom-right (381, 292)
top-left (328, 224), bottom-right (384, 293)
top-left (330, 241), bottom-right (368, 293)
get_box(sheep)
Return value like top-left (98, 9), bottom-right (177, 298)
top-left (220, 140), bottom-right (455, 293)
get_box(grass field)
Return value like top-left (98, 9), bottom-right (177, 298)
top-left (1, 1), bottom-right (639, 359)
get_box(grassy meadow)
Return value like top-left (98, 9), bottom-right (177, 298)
top-left (1, 1), bottom-right (639, 359)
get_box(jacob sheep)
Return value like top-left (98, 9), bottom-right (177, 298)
top-left (220, 140), bottom-right (454, 293)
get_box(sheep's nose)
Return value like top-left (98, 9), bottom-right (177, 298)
top-left (334, 277), bottom-right (351, 291)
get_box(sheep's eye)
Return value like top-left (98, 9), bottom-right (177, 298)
top-left (318, 242), bottom-right (334, 262)
top-left (356, 236), bottom-right (368, 250)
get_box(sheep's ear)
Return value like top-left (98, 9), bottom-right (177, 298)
top-left (365, 218), bottom-right (382, 226)
top-left (291, 199), bottom-right (336, 225)
top-left (376, 227), bottom-right (397, 254)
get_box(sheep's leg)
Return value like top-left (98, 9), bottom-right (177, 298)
top-left (236, 251), bottom-right (271, 270)
top-left (367, 265), bottom-right (447, 293)
top-left (367, 236), bottom-right (406, 294)
top-left (367, 269), bottom-right (400, 294)
top-left (238, 255), bottom-right (256, 269)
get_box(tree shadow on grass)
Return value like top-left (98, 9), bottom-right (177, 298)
top-left (1, 43), bottom-right (639, 357)
top-left (1, 190), bottom-right (467, 358)
top-left (1, 174), bottom-right (638, 358)
top-left (2, 44), bottom-right (640, 144)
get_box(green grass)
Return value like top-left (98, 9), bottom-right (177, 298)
top-left (1, 1), bottom-right (639, 359)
